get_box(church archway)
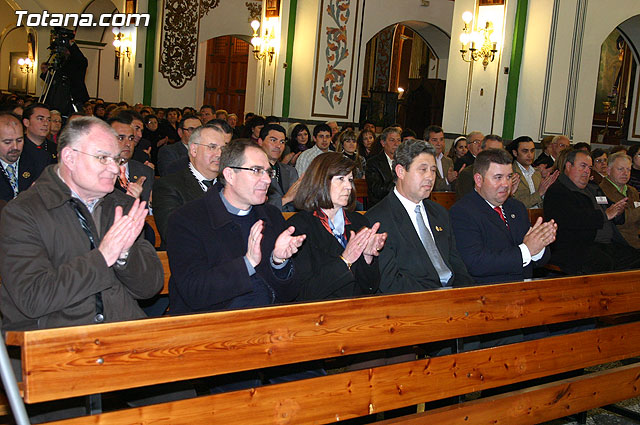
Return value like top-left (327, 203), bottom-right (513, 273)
top-left (590, 15), bottom-right (640, 145)
top-left (359, 21), bottom-right (450, 135)
top-left (202, 35), bottom-right (250, 125)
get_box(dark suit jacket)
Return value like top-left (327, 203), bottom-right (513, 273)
top-left (287, 210), bottom-right (379, 301)
top-left (365, 191), bottom-right (473, 292)
top-left (454, 151), bottom-right (474, 171)
top-left (455, 165), bottom-right (475, 200)
top-left (166, 185), bottom-right (296, 315)
top-left (114, 160), bottom-right (154, 203)
top-left (0, 142), bottom-right (50, 202)
top-left (157, 142), bottom-right (188, 176)
top-left (152, 166), bottom-right (206, 244)
top-left (533, 152), bottom-right (554, 168)
top-left (450, 190), bottom-right (549, 284)
top-left (543, 176), bottom-right (627, 272)
top-left (365, 152), bottom-right (394, 207)
top-left (267, 162), bottom-right (298, 212)
top-left (24, 136), bottom-right (56, 164)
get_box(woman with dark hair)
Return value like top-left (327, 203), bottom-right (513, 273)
top-left (628, 144), bottom-right (640, 192)
top-left (336, 129), bottom-right (365, 178)
top-left (161, 107), bottom-right (181, 143)
top-left (356, 129), bottom-right (376, 160)
top-left (447, 136), bottom-right (468, 161)
top-left (287, 153), bottom-right (386, 301)
top-left (283, 123), bottom-right (312, 165)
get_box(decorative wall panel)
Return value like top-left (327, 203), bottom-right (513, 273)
top-left (311, 0), bottom-right (361, 118)
top-left (373, 25), bottom-right (395, 91)
top-left (159, 0), bottom-right (220, 89)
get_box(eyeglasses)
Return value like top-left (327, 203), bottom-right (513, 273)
top-left (181, 126), bottom-right (201, 133)
top-left (72, 148), bottom-right (127, 166)
top-left (117, 135), bottom-right (135, 142)
top-left (228, 166), bottom-right (276, 178)
top-left (594, 158), bottom-right (607, 164)
top-left (193, 142), bottom-right (222, 152)
top-left (469, 140), bottom-right (481, 145)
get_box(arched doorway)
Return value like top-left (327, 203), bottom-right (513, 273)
top-left (590, 15), bottom-right (640, 144)
top-left (360, 22), bottom-right (449, 135)
top-left (203, 35), bottom-right (250, 122)
top-left (0, 27), bottom-right (34, 95)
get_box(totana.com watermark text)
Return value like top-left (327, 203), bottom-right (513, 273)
top-left (16, 11), bottom-right (150, 27)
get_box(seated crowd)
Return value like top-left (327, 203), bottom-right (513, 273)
top-left (1, 92), bottom-right (640, 420)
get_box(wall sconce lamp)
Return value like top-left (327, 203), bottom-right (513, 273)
top-left (459, 11), bottom-right (498, 70)
top-left (112, 27), bottom-right (132, 61)
top-left (17, 57), bottom-right (33, 74)
top-left (250, 19), bottom-right (276, 64)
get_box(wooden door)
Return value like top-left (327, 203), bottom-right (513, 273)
top-left (204, 36), bottom-right (249, 122)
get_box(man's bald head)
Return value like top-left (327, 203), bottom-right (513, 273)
top-left (0, 113), bottom-right (24, 164)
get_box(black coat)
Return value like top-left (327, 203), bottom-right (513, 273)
top-left (152, 166), bottom-right (206, 244)
top-left (0, 142), bottom-right (50, 202)
top-left (287, 210), bottom-right (380, 301)
top-left (364, 152), bottom-right (394, 207)
top-left (366, 192), bottom-right (473, 291)
top-left (166, 185), bottom-right (297, 314)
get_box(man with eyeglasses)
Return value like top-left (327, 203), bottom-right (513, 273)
top-left (109, 116), bottom-right (154, 204)
top-left (0, 112), bottom-right (50, 202)
top-left (157, 114), bottom-right (202, 176)
top-left (257, 124), bottom-right (300, 212)
top-left (454, 131), bottom-right (483, 172)
top-left (167, 138), bottom-right (305, 316)
top-left (0, 116), bottom-right (162, 335)
top-left (153, 125), bottom-right (228, 246)
top-left (544, 149), bottom-right (640, 274)
top-left (22, 102), bottom-right (57, 163)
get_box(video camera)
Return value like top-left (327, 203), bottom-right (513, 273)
top-left (46, 27), bottom-right (75, 71)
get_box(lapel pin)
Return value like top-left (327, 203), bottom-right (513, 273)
top-left (435, 226), bottom-right (443, 232)
top-left (510, 214), bottom-right (516, 219)
top-left (22, 171), bottom-right (30, 178)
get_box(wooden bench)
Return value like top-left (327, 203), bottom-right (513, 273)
top-left (145, 215), bottom-right (161, 249)
top-left (4, 270), bottom-right (640, 424)
top-left (429, 191), bottom-right (456, 210)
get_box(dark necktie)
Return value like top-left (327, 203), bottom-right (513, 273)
top-left (69, 199), bottom-right (105, 323)
top-left (202, 179), bottom-right (214, 190)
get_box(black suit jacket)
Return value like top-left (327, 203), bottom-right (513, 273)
top-left (152, 166), bottom-right (207, 244)
top-left (365, 191), bottom-right (473, 292)
top-left (24, 136), bottom-right (56, 164)
top-left (267, 162), bottom-right (299, 212)
top-left (114, 160), bottom-right (154, 203)
top-left (454, 151), bottom-right (474, 171)
top-left (543, 176), bottom-right (627, 272)
top-left (166, 185), bottom-right (296, 314)
top-left (533, 152), bottom-right (554, 168)
top-left (157, 142), bottom-right (188, 176)
top-left (287, 210), bottom-right (380, 301)
top-left (365, 152), bottom-right (394, 207)
top-left (450, 190), bottom-right (549, 284)
top-left (0, 143), bottom-right (50, 202)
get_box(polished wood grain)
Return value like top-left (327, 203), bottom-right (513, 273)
top-left (8, 270), bottom-right (640, 404)
top-left (429, 191), bottom-right (456, 209)
top-left (46, 323), bottom-right (640, 424)
top-left (157, 250), bottom-right (170, 295)
top-left (145, 215), bottom-right (161, 248)
top-left (380, 363), bottom-right (640, 425)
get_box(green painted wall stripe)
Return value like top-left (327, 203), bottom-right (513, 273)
top-left (502, 0), bottom-right (528, 139)
top-left (281, 0), bottom-right (298, 118)
top-left (143, 0), bottom-right (158, 105)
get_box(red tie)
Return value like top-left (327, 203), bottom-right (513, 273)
top-left (119, 165), bottom-right (129, 190)
top-left (494, 206), bottom-right (508, 227)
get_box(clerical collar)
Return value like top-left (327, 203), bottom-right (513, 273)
top-left (219, 189), bottom-right (252, 216)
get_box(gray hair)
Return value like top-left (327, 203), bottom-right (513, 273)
top-left (57, 116), bottom-right (116, 155)
top-left (392, 139), bottom-right (436, 179)
top-left (481, 134), bottom-right (503, 150)
top-left (188, 125), bottom-right (224, 148)
top-left (608, 151), bottom-right (632, 167)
